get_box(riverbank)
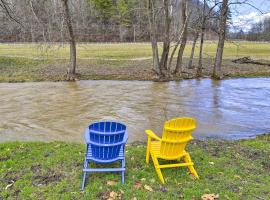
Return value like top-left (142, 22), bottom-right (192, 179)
top-left (0, 134), bottom-right (269, 199)
top-left (1, 42), bottom-right (270, 82)
top-left (1, 57), bottom-right (270, 82)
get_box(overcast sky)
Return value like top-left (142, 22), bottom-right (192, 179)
top-left (230, 0), bottom-right (270, 32)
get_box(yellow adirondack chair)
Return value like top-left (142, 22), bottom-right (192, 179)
top-left (145, 117), bottom-right (199, 183)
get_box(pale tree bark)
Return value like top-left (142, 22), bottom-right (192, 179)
top-left (147, 0), bottom-right (160, 75)
top-left (174, 0), bottom-right (188, 74)
top-left (61, 0), bottom-right (77, 76)
top-left (213, 0), bottom-right (229, 79)
top-left (168, 11), bottom-right (190, 72)
top-left (188, 30), bottom-right (199, 69)
top-left (197, 0), bottom-right (206, 77)
top-left (29, 0), bottom-right (47, 42)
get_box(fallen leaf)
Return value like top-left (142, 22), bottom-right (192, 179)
top-left (131, 197), bottom-right (137, 200)
top-left (234, 175), bottom-right (241, 179)
top-left (140, 178), bottom-right (146, 181)
top-left (120, 189), bottom-right (124, 194)
top-left (134, 181), bottom-right (142, 189)
top-left (5, 181), bottom-right (14, 190)
top-left (201, 193), bottom-right (219, 200)
top-left (150, 178), bottom-right (155, 183)
top-left (209, 162), bottom-right (215, 165)
top-left (131, 157), bottom-right (135, 161)
top-left (109, 191), bottom-right (118, 199)
top-left (144, 185), bottom-right (153, 192)
top-left (107, 180), bottom-right (117, 186)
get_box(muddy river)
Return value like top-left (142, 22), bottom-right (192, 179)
top-left (0, 78), bottom-right (269, 143)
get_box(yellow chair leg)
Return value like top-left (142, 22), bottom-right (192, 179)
top-left (184, 153), bottom-right (199, 179)
top-left (151, 155), bottom-right (165, 184)
top-left (146, 137), bottom-right (151, 164)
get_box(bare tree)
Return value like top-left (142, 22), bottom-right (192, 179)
top-left (159, 0), bottom-right (172, 77)
top-left (197, 0), bottom-right (207, 77)
top-left (213, 0), bottom-right (229, 79)
top-left (188, 30), bottom-right (199, 69)
top-left (147, 0), bottom-right (160, 75)
top-left (0, 0), bottom-right (22, 26)
top-left (187, 1), bottom-right (201, 69)
top-left (168, 12), bottom-right (190, 71)
top-left (60, 0), bottom-right (77, 78)
top-left (174, 0), bottom-right (188, 74)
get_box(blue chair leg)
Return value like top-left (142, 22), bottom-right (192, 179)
top-left (121, 158), bottom-right (125, 185)
top-left (82, 159), bottom-right (88, 190)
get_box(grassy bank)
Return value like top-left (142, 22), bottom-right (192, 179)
top-left (0, 134), bottom-right (269, 199)
top-left (0, 42), bottom-right (270, 82)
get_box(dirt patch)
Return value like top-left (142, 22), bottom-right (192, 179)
top-left (30, 164), bottom-right (42, 174)
top-left (32, 169), bottom-right (62, 186)
top-left (261, 161), bottom-right (270, 171)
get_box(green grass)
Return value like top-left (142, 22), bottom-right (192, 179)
top-left (0, 42), bottom-right (269, 60)
top-left (0, 42), bottom-right (270, 82)
top-left (0, 134), bottom-right (269, 199)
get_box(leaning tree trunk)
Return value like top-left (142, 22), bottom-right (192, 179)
top-left (61, 0), bottom-right (76, 76)
top-left (213, 0), bottom-right (229, 79)
top-left (159, 0), bottom-right (171, 77)
top-left (174, 0), bottom-right (188, 74)
top-left (188, 31), bottom-right (199, 69)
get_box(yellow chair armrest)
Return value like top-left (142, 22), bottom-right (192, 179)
top-left (145, 130), bottom-right (161, 141)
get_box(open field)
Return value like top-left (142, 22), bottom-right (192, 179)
top-left (0, 41), bottom-right (270, 82)
top-left (0, 134), bottom-right (269, 199)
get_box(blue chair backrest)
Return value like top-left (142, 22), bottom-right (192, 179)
top-left (89, 121), bottom-right (126, 144)
top-left (88, 121), bottom-right (126, 161)
top-left (90, 142), bottom-right (123, 161)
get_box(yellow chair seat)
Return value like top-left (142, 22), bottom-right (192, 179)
top-left (150, 141), bottom-right (188, 159)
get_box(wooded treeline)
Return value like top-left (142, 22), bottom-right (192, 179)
top-left (0, 0), bottom-right (218, 42)
top-left (230, 17), bottom-right (270, 41)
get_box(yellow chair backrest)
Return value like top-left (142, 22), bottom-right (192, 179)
top-left (159, 118), bottom-right (196, 159)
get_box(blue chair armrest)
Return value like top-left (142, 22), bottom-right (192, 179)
top-left (123, 131), bottom-right (128, 144)
top-left (84, 127), bottom-right (90, 144)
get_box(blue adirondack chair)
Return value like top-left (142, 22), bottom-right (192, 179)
top-left (82, 121), bottom-right (128, 190)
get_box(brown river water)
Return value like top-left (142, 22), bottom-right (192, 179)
top-left (0, 78), bottom-right (269, 143)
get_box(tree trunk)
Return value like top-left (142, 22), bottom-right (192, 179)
top-left (61, 0), bottom-right (76, 76)
top-left (159, 0), bottom-right (171, 76)
top-left (213, 0), bottom-right (229, 79)
top-left (197, 0), bottom-right (206, 77)
top-left (168, 11), bottom-right (190, 72)
top-left (174, 0), bottom-right (188, 74)
top-left (147, 0), bottom-right (160, 75)
top-left (188, 31), bottom-right (199, 69)
top-left (119, 24), bottom-right (123, 42)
